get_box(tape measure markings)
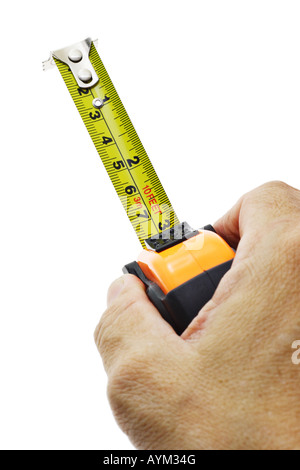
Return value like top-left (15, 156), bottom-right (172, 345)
top-left (89, 92), bottom-right (157, 234)
top-left (53, 41), bottom-right (179, 247)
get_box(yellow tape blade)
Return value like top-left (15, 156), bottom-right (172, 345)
top-left (54, 43), bottom-right (179, 248)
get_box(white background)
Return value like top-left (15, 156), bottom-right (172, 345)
top-left (0, 0), bottom-right (299, 450)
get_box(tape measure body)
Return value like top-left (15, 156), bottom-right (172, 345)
top-left (46, 38), bottom-right (235, 334)
top-left (137, 229), bottom-right (235, 294)
top-left (54, 42), bottom-right (179, 247)
top-left (124, 226), bottom-right (235, 334)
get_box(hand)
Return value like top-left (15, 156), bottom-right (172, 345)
top-left (94, 181), bottom-right (300, 450)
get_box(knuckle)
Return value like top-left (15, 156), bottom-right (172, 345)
top-left (94, 294), bottom-right (142, 353)
top-left (94, 309), bottom-right (118, 362)
top-left (261, 180), bottom-right (290, 192)
top-left (244, 181), bottom-right (288, 205)
top-left (94, 317), bottom-right (105, 352)
top-left (248, 181), bottom-right (291, 202)
top-left (282, 227), bottom-right (300, 265)
top-left (233, 256), bottom-right (257, 283)
top-left (109, 351), bottom-right (153, 389)
top-left (107, 354), bottom-right (154, 414)
top-left (107, 344), bottom-right (167, 403)
top-left (259, 181), bottom-right (295, 204)
top-left (94, 308), bottom-right (111, 352)
top-left (244, 181), bottom-right (300, 221)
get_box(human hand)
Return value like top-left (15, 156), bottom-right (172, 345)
top-left (94, 181), bottom-right (300, 450)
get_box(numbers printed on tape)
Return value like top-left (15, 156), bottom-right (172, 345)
top-left (53, 41), bottom-right (179, 247)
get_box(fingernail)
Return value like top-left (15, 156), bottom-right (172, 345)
top-left (107, 276), bottom-right (125, 306)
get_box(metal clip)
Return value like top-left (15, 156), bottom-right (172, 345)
top-left (43, 38), bottom-right (99, 89)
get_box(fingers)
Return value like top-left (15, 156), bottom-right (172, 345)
top-left (94, 274), bottom-right (178, 374)
top-left (185, 181), bottom-right (300, 342)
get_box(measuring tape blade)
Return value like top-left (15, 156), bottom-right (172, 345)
top-left (45, 38), bottom-right (179, 248)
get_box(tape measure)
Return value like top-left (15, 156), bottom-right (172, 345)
top-left (44, 38), bottom-right (235, 334)
top-left (44, 38), bottom-right (178, 248)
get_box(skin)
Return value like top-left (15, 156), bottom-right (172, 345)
top-left (94, 181), bottom-right (300, 450)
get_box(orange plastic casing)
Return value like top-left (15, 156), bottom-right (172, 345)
top-left (137, 230), bottom-right (235, 295)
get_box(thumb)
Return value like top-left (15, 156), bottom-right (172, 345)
top-left (213, 196), bottom-right (243, 249)
top-left (94, 274), bottom-right (177, 373)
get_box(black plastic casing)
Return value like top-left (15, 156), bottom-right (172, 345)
top-left (123, 224), bottom-right (233, 335)
top-left (123, 258), bottom-right (233, 335)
